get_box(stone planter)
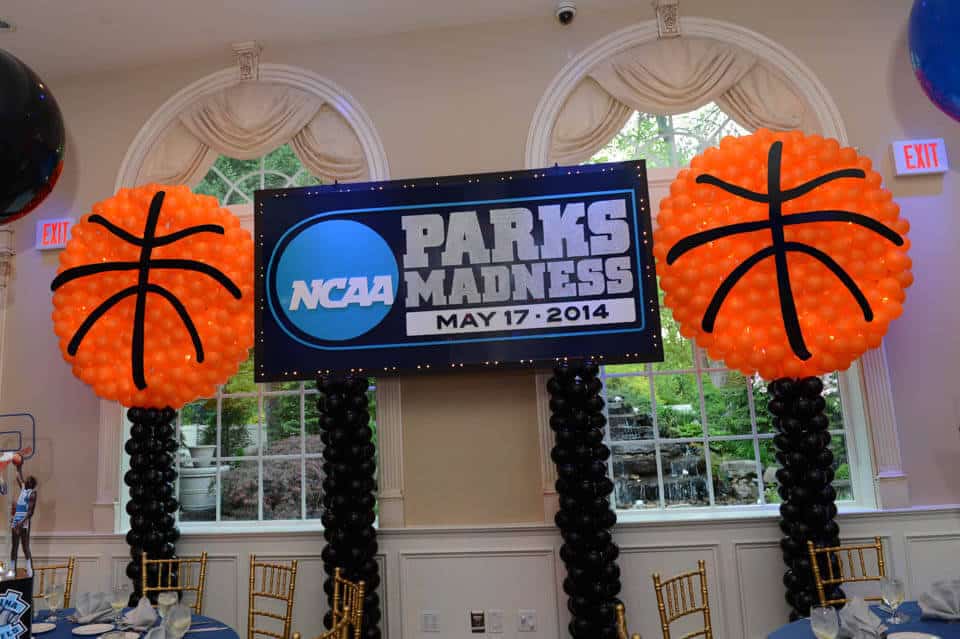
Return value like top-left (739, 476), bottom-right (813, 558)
top-left (188, 444), bottom-right (216, 467)
top-left (179, 465), bottom-right (217, 512)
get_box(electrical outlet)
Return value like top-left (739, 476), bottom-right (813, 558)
top-left (420, 610), bottom-right (440, 633)
top-left (519, 609), bottom-right (537, 632)
top-left (487, 609), bottom-right (504, 634)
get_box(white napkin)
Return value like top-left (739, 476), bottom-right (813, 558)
top-left (839, 598), bottom-right (884, 639)
top-left (145, 625), bottom-right (168, 639)
top-left (74, 592), bottom-right (113, 624)
top-left (122, 596), bottom-right (158, 631)
top-left (919, 577), bottom-right (960, 621)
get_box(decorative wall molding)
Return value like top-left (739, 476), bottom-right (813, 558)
top-left (232, 41), bottom-right (262, 82)
top-left (653, 0), bottom-right (681, 39)
top-left (534, 371), bottom-right (558, 522)
top-left (859, 347), bottom-right (910, 508)
top-left (376, 377), bottom-right (405, 527)
top-left (93, 400), bottom-right (123, 532)
top-left (25, 506), bottom-right (960, 639)
top-left (114, 63), bottom-right (390, 192)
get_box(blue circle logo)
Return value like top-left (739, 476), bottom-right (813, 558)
top-left (272, 219), bottom-right (398, 341)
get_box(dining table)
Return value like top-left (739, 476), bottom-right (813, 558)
top-left (30, 608), bottom-right (240, 639)
top-left (769, 602), bottom-right (960, 639)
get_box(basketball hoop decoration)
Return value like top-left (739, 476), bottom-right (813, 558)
top-left (655, 129), bottom-right (912, 620)
top-left (50, 183), bottom-right (253, 600)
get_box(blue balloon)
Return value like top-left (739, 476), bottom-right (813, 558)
top-left (909, 0), bottom-right (960, 122)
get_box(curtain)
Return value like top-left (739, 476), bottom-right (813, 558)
top-left (138, 82), bottom-right (368, 187)
top-left (550, 37), bottom-right (811, 164)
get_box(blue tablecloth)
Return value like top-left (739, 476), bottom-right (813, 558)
top-left (770, 602), bottom-right (960, 639)
top-left (34, 608), bottom-right (239, 639)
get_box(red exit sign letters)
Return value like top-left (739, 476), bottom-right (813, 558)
top-left (892, 138), bottom-right (949, 176)
top-left (35, 218), bottom-right (74, 250)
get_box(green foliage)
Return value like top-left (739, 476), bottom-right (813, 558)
top-left (586, 103), bottom-right (748, 169)
top-left (194, 144), bottom-right (322, 206)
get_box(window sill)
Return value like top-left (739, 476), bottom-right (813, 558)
top-left (614, 503), bottom-right (875, 526)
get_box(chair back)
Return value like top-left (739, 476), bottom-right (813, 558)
top-left (331, 568), bottom-right (365, 639)
top-left (652, 560), bottom-right (714, 639)
top-left (808, 537), bottom-right (887, 606)
top-left (292, 606), bottom-right (351, 639)
top-left (33, 557), bottom-right (77, 608)
top-left (247, 555), bottom-right (299, 639)
top-left (615, 602), bottom-right (642, 639)
top-left (141, 551), bottom-right (209, 614)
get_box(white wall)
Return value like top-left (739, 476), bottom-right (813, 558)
top-left (32, 508), bottom-right (960, 639)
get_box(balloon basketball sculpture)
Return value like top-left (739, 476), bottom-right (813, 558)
top-left (656, 129), bottom-right (911, 619)
top-left (51, 184), bottom-right (253, 602)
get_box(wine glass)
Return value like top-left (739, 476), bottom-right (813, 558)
top-left (881, 576), bottom-right (906, 624)
top-left (164, 603), bottom-right (192, 639)
top-left (111, 584), bottom-right (132, 625)
top-left (46, 584), bottom-right (64, 624)
top-left (810, 607), bottom-right (839, 639)
top-left (157, 592), bottom-right (178, 620)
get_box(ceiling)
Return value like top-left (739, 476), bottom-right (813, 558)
top-left (1, 0), bottom-right (640, 80)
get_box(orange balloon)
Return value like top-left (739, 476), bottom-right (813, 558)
top-left (51, 184), bottom-right (254, 408)
top-left (654, 130), bottom-right (911, 379)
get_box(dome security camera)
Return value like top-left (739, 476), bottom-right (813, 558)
top-left (556, 0), bottom-right (576, 25)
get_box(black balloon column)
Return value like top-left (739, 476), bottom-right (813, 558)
top-left (123, 407), bottom-right (181, 604)
top-left (318, 374), bottom-right (381, 639)
top-left (769, 377), bottom-right (842, 620)
top-left (549, 361), bottom-right (622, 639)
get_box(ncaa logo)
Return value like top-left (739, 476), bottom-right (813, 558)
top-left (271, 219), bottom-right (399, 341)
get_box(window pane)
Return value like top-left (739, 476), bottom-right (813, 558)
top-left (831, 434), bottom-right (854, 501)
top-left (264, 144), bottom-right (302, 177)
top-left (223, 352), bottom-right (256, 393)
top-left (604, 363), bottom-right (647, 375)
top-left (823, 372), bottom-right (845, 430)
top-left (654, 374), bottom-right (701, 439)
top-left (305, 457), bottom-right (324, 519)
top-left (263, 171), bottom-right (289, 190)
top-left (752, 377), bottom-right (774, 434)
top-left (655, 308), bottom-right (694, 372)
top-left (758, 439), bottom-right (780, 504)
top-left (304, 394), bottom-right (323, 454)
top-left (178, 463), bottom-right (216, 522)
top-left (263, 459), bottom-right (303, 520)
top-left (225, 188), bottom-right (249, 206)
top-left (612, 443), bottom-right (659, 509)
top-left (220, 460), bottom-right (259, 521)
top-left (213, 155), bottom-right (259, 184)
top-left (267, 380), bottom-right (301, 392)
top-left (264, 395), bottom-right (302, 450)
top-left (239, 175), bottom-right (261, 201)
top-left (710, 440), bottom-right (759, 506)
top-left (703, 372), bottom-right (752, 436)
top-left (293, 171), bottom-right (322, 187)
top-left (220, 397), bottom-right (258, 457)
top-left (193, 173), bottom-right (228, 204)
top-left (605, 376), bottom-right (653, 441)
top-left (662, 442), bottom-right (709, 507)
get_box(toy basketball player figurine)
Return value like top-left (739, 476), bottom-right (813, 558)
top-left (9, 455), bottom-right (35, 577)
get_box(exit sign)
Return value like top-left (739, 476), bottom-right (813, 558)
top-left (892, 138), bottom-right (949, 176)
top-left (35, 218), bottom-right (74, 250)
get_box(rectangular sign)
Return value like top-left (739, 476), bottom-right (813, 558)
top-left (254, 163), bottom-right (662, 380)
top-left (892, 138), bottom-right (949, 175)
top-left (35, 217), bottom-right (73, 250)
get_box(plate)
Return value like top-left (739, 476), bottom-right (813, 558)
top-left (32, 623), bottom-right (56, 634)
top-left (72, 624), bottom-right (116, 636)
top-left (887, 633), bottom-right (941, 639)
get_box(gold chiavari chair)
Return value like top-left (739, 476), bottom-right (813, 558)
top-left (248, 555), bottom-right (299, 639)
top-left (141, 551), bottom-right (209, 614)
top-left (330, 568), bottom-right (365, 639)
top-left (292, 606), bottom-right (351, 639)
top-left (33, 557), bottom-right (77, 608)
top-left (616, 602), bottom-right (642, 639)
top-left (808, 537), bottom-right (886, 606)
top-left (652, 560), bottom-right (714, 639)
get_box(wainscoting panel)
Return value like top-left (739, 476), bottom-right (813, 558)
top-left (28, 506), bottom-right (960, 639)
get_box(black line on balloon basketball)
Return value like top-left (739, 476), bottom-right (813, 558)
top-left (50, 191), bottom-right (242, 390)
top-left (666, 141), bottom-right (904, 360)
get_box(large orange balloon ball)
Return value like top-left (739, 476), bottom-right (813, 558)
top-left (51, 184), bottom-right (254, 408)
top-left (654, 129), bottom-right (912, 379)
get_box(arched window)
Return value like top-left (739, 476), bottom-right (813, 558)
top-left (527, 19), bottom-right (899, 516)
top-left (113, 65), bottom-right (390, 528)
